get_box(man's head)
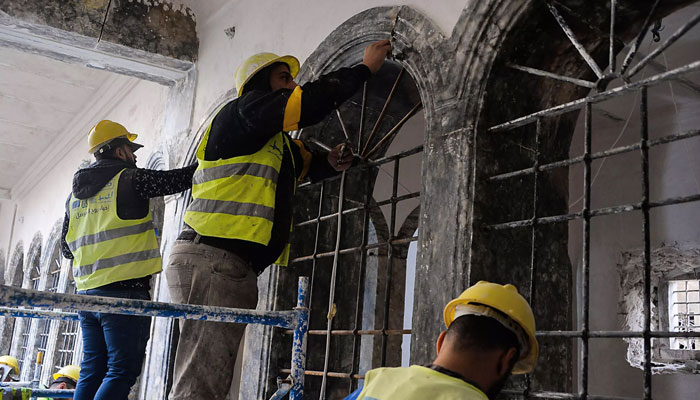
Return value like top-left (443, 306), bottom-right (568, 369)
top-left (87, 120), bottom-right (143, 165)
top-left (49, 365), bottom-right (79, 392)
top-left (0, 355), bottom-right (19, 382)
top-left (234, 52), bottom-right (300, 97)
top-left (435, 281), bottom-right (538, 398)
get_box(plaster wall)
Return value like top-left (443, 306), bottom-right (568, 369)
top-left (0, 76), bottom-right (170, 279)
top-left (185, 0), bottom-right (467, 137)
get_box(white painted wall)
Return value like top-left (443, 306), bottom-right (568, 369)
top-left (0, 77), bottom-right (170, 278)
top-left (185, 0), bottom-right (468, 135)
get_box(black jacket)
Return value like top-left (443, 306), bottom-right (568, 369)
top-left (182, 64), bottom-right (372, 272)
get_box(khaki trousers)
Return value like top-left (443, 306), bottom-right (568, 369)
top-left (165, 240), bottom-right (258, 400)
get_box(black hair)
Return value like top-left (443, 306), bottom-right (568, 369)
top-left (240, 62), bottom-right (288, 96)
top-left (50, 376), bottom-right (77, 389)
top-left (446, 314), bottom-right (521, 360)
top-left (94, 138), bottom-right (131, 161)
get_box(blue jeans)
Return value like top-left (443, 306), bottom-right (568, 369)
top-left (73, 288), bottom-right (151, 400)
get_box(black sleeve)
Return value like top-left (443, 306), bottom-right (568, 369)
top-left (61, 196), bottom-right (74, 259)
top-left (129, 163), bottom-right (197, 199)
top-left (234, 64), bottom-right (372, 146)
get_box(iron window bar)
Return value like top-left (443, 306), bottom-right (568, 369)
top-left (484, 1), bottom-right (700, 398)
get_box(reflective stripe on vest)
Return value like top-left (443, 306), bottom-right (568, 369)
top-left (65, 169), bottom-right (162, 291)
top-left (184, 124), bottom-right (296, 266)
top-left (355, 366), bottom-right (488, 400)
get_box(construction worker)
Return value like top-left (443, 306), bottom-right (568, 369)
top-left (344, 281), bottom-right (539, 400)
top-left (0, 355), bottom-right (20, 382)
top-left (60, 120), bottom-right (197, 400)
top-left (37, 365), bottom-right (80, 400)
top-left (165, 39), bottom-right (392, 400)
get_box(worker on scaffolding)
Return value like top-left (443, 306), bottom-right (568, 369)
top-left (164, 39), bottom-right (392, 400)
top-left (344, 281), bottom-right (539, 400)
top-left (0, 355), bottom-right (20, 382)
top-left (60, 120), bottom-right (197, 400)
top-left (36, 364), bottom-right (80, 400)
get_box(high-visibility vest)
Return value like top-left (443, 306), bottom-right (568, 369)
top-left (66, 169), bottom-right (162, 291)
top-left (353, 365), bottom-right (488, 400)
top-left (184, 126), bottom-right (296, 266)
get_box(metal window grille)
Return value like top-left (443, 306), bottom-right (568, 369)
top-left (668, 279), bottom-right (700, 351)
top-left (53, 279), bottom-right (80, 370)
top-left (484, 2), bottom-right (700, 399)
top-left (17, 274), bottom-right (40, 371)
top-left (36, 261), bottom-right (61, 356)
top-left (273, 64), bottom-right (423, 399)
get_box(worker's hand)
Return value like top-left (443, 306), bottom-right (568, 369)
top-left (328, 142), bottom-right (354, 172)
top-left (363, 40), bottom-right (392, 74)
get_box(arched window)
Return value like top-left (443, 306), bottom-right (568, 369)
top-left (0, 244), bottom-right (23, 355)
top-left (13, 236), bottom-right (40, 375)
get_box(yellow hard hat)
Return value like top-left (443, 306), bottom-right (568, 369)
top-left (234, 52), bottom-right (300, 97)
top-left (443, 281), bottom-right (538, 374)
top-left (0, 355), bottom-right (19, 376)
top-left (52, 364), bottom-right (80, 383)
top-left (87, 120), bottom-right (143, 154)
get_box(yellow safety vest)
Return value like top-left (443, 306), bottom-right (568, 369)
top-left (184, 126), bottom-right (296, 266)
top-left (355, 365), bottom-right (488, 400)
top-left (66, 170), bottom-right (162, 291)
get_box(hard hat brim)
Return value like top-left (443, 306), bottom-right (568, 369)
top-left (236, 55), bottom-right (300, 97)
top-left (89, 133), bottom-right (142, 154)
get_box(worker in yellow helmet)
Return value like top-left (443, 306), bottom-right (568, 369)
top-left (60, 120), bottom-right (196, 400)
top-left (0, 355), bottom-right (20, 382)
top-left (36, 365), bottom-right (80, 400)
top-left (165, 40), bottom-right (392, 400)
top-left (344, 281), bottom-right (539, 400)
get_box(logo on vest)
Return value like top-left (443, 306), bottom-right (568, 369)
top-left (267, 141), bottom-right (283, 161)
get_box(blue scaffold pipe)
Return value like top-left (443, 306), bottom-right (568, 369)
top-left (0, 284), bottom-right (296, 329)
top-left (0, 306), bottom-right (79, 321)
top-left (289, 277), bottom-right (310, 400)
top-left (30, 388), bottom-right (75, 398)
top-left (269, 383), bottom-right (292, 400)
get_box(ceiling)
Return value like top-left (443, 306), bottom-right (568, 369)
top-left (0, 46), bottom-right (129, 198)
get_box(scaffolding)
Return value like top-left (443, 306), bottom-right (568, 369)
top-left (0, 276), bottom-right (310, 399)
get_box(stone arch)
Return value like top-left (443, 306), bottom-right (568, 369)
top-left (463, 0), bottom-right (700, 394)
top-left (41, 219), bottom-right (65, 290)
top-left (145, 149), bottom-right (166, 171)
top-left (24, 232), bottom-right (42, 288)
top-left (0, 249), bottom-right (5, 285)
top-left (8, 241), bottom-right (24, 287)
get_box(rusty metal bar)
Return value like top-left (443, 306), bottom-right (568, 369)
top-left (581, 101), bottom-right (592, 398)
top-left (547, 2), bottom-right (604, 79)
top-left (639, 87), bottom-right (652, 400)
top-left (489, 128), bottom-right (700, 181)
top-left (507, 63), bottom-right (597, 88)
top-left (365, 102), bottom-right (422, 160)
top-left (627, 10), bottom-right (700, 78)
top-left (361, 68), bottom-right (405, 155)
top-left (319, 171), bottom-right (347, 399)
top-left (307, 181), bottom-right (326, 309)
top-left (280, 368), bottom-right (364, 380)
top-left (380, 158), bottom-right (401, 366)
top-left (536, 330), bottom-right (700, 338)
top-left (336, 108), bottom-right (351, 142)
top-left (619, 0), bottom-right (661, 75)
top-left (358, 81), bottom-right (368, 154)
top-left (290, 235), bottom-right (420, 264)
top-left (609, 0), bottom-right (616, 73)
top-left (488, 59), bottom-right (700, 132)
top-left (295, 191), bottom-right (420, 228)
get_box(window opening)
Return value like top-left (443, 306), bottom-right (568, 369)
top-left (17, 257), bottom-right (40, 372)
top-left (36, 258), bottom-right (61, 358)
top-left (668, 279), bottom-right (700, 350)
top-left (53, 278), bottom-right (80, 370)
top-left (270, 61), bottom-right (423, 399)
top-left (480, 1), bottom-right (700, 398)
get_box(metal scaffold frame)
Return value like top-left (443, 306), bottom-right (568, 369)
top-left (0, 277), bottom-right (310, 400)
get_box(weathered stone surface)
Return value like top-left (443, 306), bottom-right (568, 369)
top-left (0, 0), bottom-right (198, 62)
top-left (619, 245), bottom-right (700, 373)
